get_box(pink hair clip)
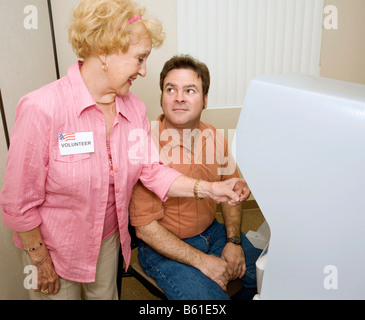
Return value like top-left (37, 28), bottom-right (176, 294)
top-left (128, 16), bottom-right (142, 24)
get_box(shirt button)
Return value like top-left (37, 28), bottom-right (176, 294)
top-left (114, 168), bottom-right (119, 173)
top-left (115, 188), bottom-right (120, 193)
top-left (117, 207), bottom-right (122, 212)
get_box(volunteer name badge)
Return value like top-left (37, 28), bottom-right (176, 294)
top-left (58, 132), bottom-right (94, 156)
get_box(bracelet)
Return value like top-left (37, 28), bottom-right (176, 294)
top-left (25, 242), bottom-right (43, 251)
top-left (194, 179), bottom-right (203, 200)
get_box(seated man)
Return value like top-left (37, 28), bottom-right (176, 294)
top-left (129, 54), bottom-right (261, 300)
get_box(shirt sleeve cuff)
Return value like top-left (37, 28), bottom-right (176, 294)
top-left (130, 211), bottom-right (164, 227)
top-left (1, 207), bottom-right (42, 233)
top-left (158, 171), bottom-right (183, 203)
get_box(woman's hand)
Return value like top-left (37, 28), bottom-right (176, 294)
top-left (18, 227), bottom-right (60, 295)
top-left (30, 249), bottom-right (60, 295)
top-left (167, 175), bottom-right (250, 205)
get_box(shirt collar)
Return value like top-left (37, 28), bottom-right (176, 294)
top-left (68, 61), bottom-right (96, 117)
top-left (116, 94), bottom-right (133, 123)
top-left (67, 60), bottom-right (132, 122)
top-left (155, 114), bottom-right (213, 152)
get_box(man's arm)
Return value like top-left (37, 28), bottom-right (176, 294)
top-left (220, 202), bottom-right (246, 280)
top-left (135, 221), bottom-right (232, 292)
top-left (216, 126), bottom-right (248, 280)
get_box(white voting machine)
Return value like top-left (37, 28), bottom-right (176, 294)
top-left (235, 74), bottom-right (365, 299)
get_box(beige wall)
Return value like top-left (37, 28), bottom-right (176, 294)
top-left (0, 116), bottom-right (28, 300)
top-left (50, 0), bottom-right (79, 77)
top-left (320, 0), bottom-right (365, 85)
top-left (0, 0), bottom-right (57, 299)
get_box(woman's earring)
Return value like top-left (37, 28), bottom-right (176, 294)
top-left (101, 62), bottom-right (109, 72)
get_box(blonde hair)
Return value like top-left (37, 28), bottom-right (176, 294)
top-left (68, 0), bottom-right (165, 59)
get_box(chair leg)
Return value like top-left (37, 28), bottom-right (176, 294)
top-left (128, 266), bottom-right (167, 300)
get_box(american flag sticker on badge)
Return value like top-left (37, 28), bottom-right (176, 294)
top-left (58, 132), bottom-right (94, 156)
top-left (59, 133), bottom-right (76, 141)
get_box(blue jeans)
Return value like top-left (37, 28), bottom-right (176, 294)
top-left (138, 220), bottom-right (262, 300)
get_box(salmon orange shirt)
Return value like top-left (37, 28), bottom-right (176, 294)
top-left (129, 114), bottom-right (239, 239)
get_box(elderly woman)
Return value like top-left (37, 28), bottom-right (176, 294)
top-left (0, 0), bottom-right (249, 300)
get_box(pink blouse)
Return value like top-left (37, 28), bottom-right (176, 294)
top-left (0, 61), bottom-right (182, 282)
top-left (102, 139), bottom-right (118, 240)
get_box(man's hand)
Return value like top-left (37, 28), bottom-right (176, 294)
top-left (137, 221), bottom-right (233, 292)
top-left (221, 243), bottom-right (246, 280)
top-left (198, 254), bottom-right (232, 292)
